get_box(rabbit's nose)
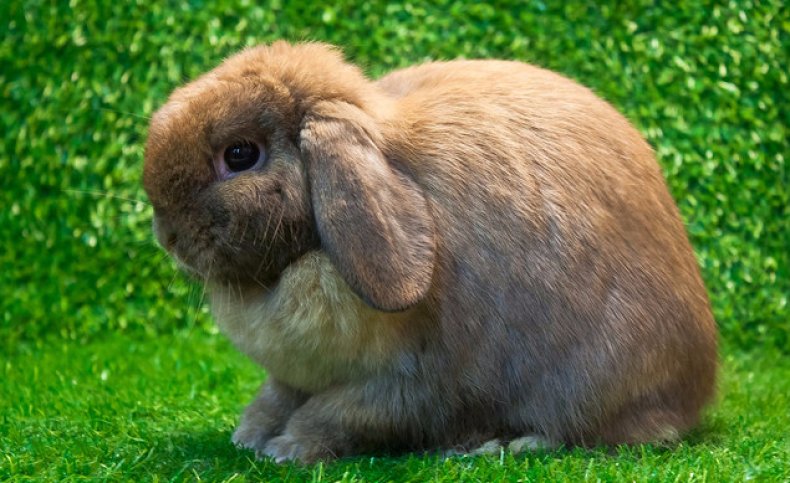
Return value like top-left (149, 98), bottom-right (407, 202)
top-left (152, 215), bottom-right (178, 250)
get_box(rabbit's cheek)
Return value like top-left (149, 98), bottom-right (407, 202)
top-left (209, 252), bottom-right (412, 393)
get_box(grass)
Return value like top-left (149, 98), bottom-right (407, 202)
top-left (2, 329), bottom-right (788, 481)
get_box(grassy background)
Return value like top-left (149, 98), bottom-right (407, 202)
top-left (1, 0), bottom-right (787, 351)
top-left (1, 0), bottom-right (788, 480)
top-left (0, 0), bottom-right (790, 350)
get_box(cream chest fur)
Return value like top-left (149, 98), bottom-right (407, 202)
top-left (210, 251), bottom-right (409, 393)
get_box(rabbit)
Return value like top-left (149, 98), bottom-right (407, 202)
top-left (142, 41), bottom-right (718, 463)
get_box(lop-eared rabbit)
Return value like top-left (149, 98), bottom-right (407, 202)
top-left (143, 42), bottom-right (717, 463)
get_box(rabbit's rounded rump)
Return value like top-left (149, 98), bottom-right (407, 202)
top-left (143, 42), bottom-right (717, 463)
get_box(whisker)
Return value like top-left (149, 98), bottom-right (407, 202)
top-left (261, 208), bottom-right (276, 244)
top-left (68, 215), bottom-right (152, 225)
top-left (235, 274), bottom-right (243, 302)
top-left (251, 277), bottom-right (267, 289)
top-left (166, 265), bottom-right (181, 293)
top-left (117, 243), bottom-right (163, 255)
top-left (255, 206), bottom-right (283, 276)
top-left (185, 282), bottom-right (197, 328)
top-left (190, 278), bottom-right (206, 322)
top-left (152, 250), bottom-right (171, 266)
top-left (238, 217), bottom-right (250, 249)
top-left (139, 250), bottom-right (177, 270)
top-left (194, 261), bottom-right (213, 328)
top-left (129, 238), bottom-right (161, 247)
top-left (63, 189), bottom-right (151, 206)
top-left (271, 207), bottom-right (285, 250)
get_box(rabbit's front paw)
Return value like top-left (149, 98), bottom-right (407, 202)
top-left (231, 419), bottom-right (274, 452)
top-left (260, 433), bottom-right (302, 463)
top-left (261, 432), bottom-right (335, 464)
top-left (231, 379), bottom-right (308, 454)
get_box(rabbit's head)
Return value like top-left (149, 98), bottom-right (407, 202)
top-left (143, 42), bottom-right (435, 311)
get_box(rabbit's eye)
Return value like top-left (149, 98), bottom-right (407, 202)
top-left (223, 141), bottom-right (263, 172)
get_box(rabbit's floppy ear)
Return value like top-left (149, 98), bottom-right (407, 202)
top-left (300, 101), bottom-right (435, 312)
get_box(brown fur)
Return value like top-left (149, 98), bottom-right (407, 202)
top-left (143, 41), bottom-right (718, 463)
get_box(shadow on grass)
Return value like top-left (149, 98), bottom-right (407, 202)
top-left (133, 418), bottom-right (725, 480)
top-left (135, 428), bottom-right (404, 480)
top-left (684, 418), bottom-right (725, 446)
top-left (129, 428), bottom-right (267, 480)
top-left (130, 428), bottom-right (250, 479)
top-left (135, 426), bottom-right (512, 480)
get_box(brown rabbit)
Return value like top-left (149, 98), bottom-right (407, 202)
top-left (143, 41), bottom-right (718, 463)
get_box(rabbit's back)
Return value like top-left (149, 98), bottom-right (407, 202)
top-left (377, 60), bottom-right (717, 443)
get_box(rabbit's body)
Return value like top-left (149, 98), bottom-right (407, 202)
top-left (143, 42), bottom-right (717, 463)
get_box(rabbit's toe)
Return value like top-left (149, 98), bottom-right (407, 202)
top-left (463, 435), bottom-right (556, 457)
top-left (468, 438), bottom-right (504, 455)
top-left (508, 435), bottom-right (556, 453)
top-left (260, 432), bottom-right (334, 464)
top-left (231, 420), bottom-right (274, 452)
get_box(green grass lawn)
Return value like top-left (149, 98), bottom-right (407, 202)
top-left (3, 329), bottom-right (788, 481)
